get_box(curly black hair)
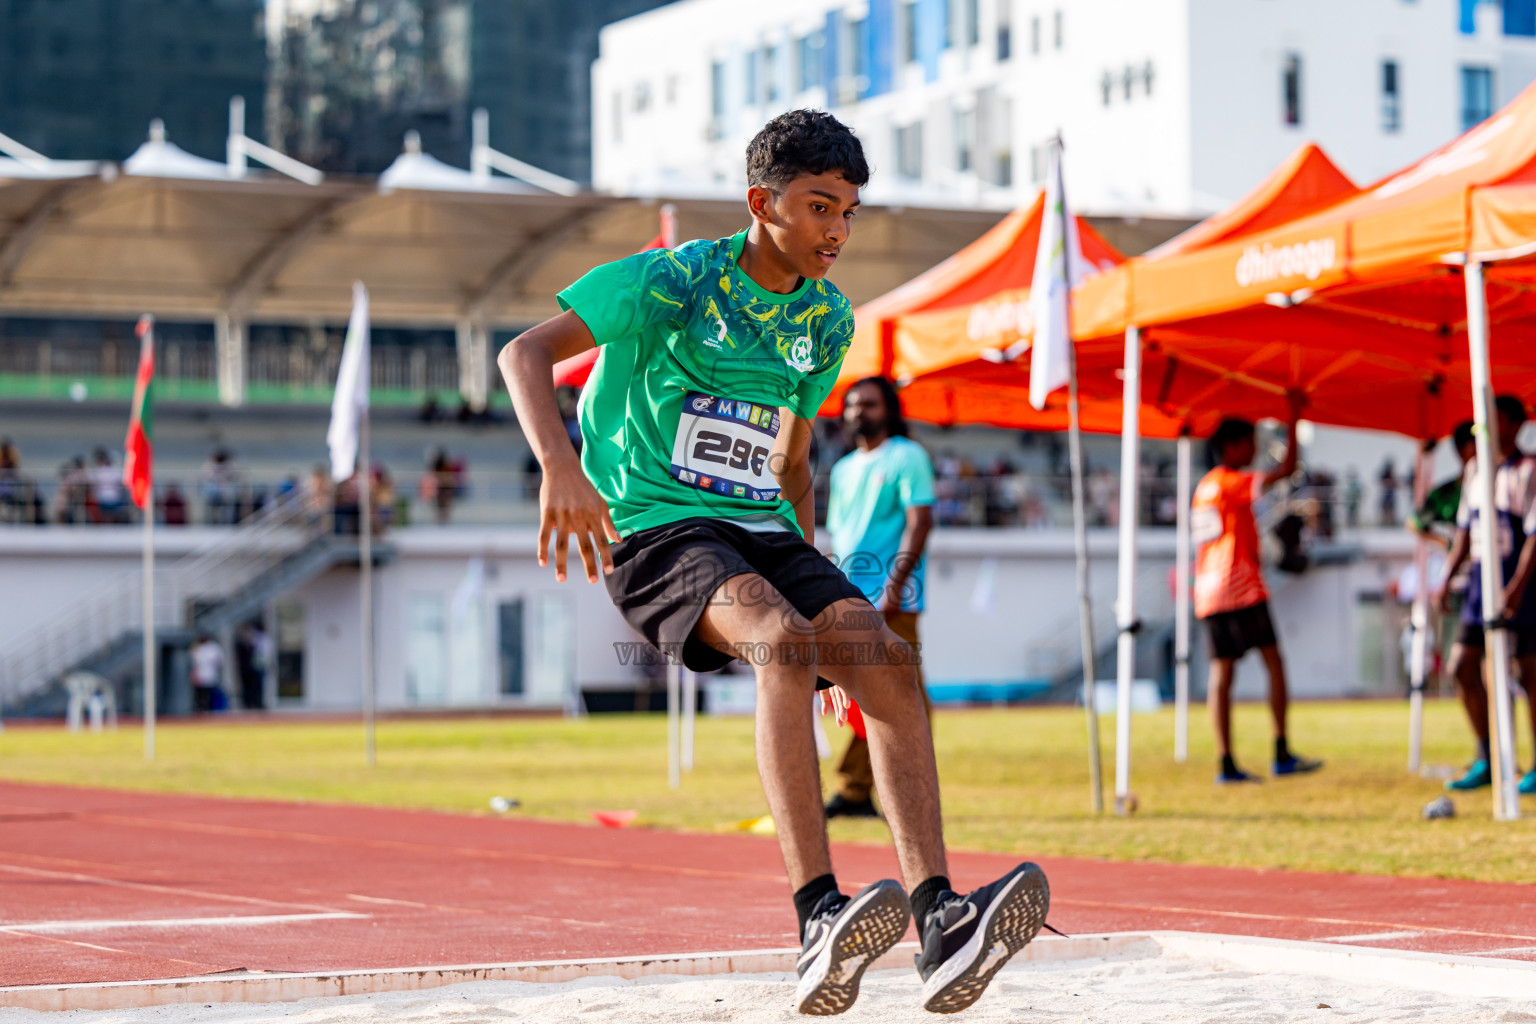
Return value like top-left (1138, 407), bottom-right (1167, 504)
top-left (746, 109), bottom-right (870, 191)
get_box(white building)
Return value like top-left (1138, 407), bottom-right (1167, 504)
top-left (593, 0), bottom-right (1536, 216)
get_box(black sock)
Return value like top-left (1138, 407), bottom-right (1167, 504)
top-left (1477, 738), bottom-right (1491, 763)
top-left (910, 875), bottom-right (952, 926)
top-left (1274, 736), bottom-right (1291, 763)
top-left (793, 874), bottom-right (840, 938)
top-left (1221, 753), bottom-right (1239, 776)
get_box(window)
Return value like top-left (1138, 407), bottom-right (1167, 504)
top-left (1282, 53), bottom-right (1302, 126)
top-left (997, 0), bottom-right (1012, 60)
top-left (497, 599), bottom-right (524, 697)
top-left (965, 0), bottom-right (980, 45)
top-left (1143, 60), bottom-right (1155, 96)
top-left (850, 17), bottom-right (870, 81)
top-left (711, 60), bottom-right (727, 117)
top-left (798, 33), bottom-right (824, 91)
top-left (1507, 0), bottom-right (1536, 36)
top-left (896, 122), bottom-right (924, 180)
top-left (274, 600), bottom-right (304, 700)
top-left (1381, 60), bottom-right (1400, 132)
top-left (1053, 9), bottom-right (1062, 49)
top-left (765, 45), bottom-right (780, 102)
top-left (612, 92), bottom-right (623, 141)
top-left (1123, 64), bottom-right (1134, 101)
top-left (745, 49), bottom-right (759, 104)
top-left (996, 150), bottom-right (1013, 187)
top-left (1461, 65), bottom-right (1494, 129)
top-left (902, 1), bottom-right (919, 63)
top-left (1030, 142), bottom-right (1047, 185)
top-left (941, 0), bottom-right (953, 49)
top-left (955, 107), bottom-right (975, 171)
top-left (1101, 70), bottom-right (1113, 106)
top-left (1030, 16), bottom-right (1040, 55)
top-left (1458, 0), bottom-right (1478, 34)
top-left (634, 80), bottom-right (651, 112)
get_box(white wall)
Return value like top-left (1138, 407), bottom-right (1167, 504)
top-left (595, 0), bottom-right (1536, 217)
top-left (0, 524), bottom-right (1423, 713)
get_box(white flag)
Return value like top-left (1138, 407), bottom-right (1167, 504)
top-left (1028, 141), bottom-right (1087, 410)
top-left (327, 281), bottom-right (370, 482)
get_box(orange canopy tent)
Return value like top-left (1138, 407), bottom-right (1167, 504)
top-left (819, 191), bottom-right (1134, 430)
top-left (824, 145), bottom-right (1362, 439)
top-left (1074, 82), bottom-right (1536, 819)
top-left (1073, 81), bottom-right (1536, 440)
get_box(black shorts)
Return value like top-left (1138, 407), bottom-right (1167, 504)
top-left (1203, 601), bottom-right (1278, 661)
top-left (1455, 621), bottom-right (1536, 657)
top-left (604, 517), bottom-right (869, 674)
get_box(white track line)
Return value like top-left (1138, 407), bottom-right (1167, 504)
top-left (0, 913), bottom-right (368, 935)
top-left (1320, 930), bottom-right (1425, 944)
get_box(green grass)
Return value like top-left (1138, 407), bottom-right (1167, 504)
top-left (2, 700), bottom-right (1532, 882)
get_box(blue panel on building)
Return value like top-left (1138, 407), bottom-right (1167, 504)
top-left (824, 9), bottom-right (842, 101)
top-left (1460, 0), bottom-right (1479, 34)
top-left (918, 0), bottom-right (947, 83)
top-left (1507, 0), bottom-right (1536, 36)
top-left (866, 0), bottom-right (896, 99)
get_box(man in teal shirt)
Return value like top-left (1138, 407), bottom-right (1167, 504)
top-left (826, 376), bottom-right (935, 820)
top-left (498, 110), bottom-right (1047, 1015)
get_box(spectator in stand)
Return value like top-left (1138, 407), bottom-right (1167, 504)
top-left (1379, 458), bottom-right (1399, 526)
top-left (91, 449), bottom-right (126, 523)
top-left (305, 464), bottom-right (332, 523)
top-left (372, 465), bottom-right (396, 532)
top-left (1343, 468), bottom-right (1363, 529)
top-left (202, 449), bottom-right (238, 525)
top-left (189, 633), bottom-right (226, 713)
top-left (53, 457), bottom-right (86, 523)
top-left (161, 482), bottom-right (188, 526)
top-left (421, 449), bottom-right (458, 524)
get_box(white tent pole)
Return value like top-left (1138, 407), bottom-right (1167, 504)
top-left (1465, 259), bottom-right (1520, 821)
top-left (471, 107), bottom-right (490, 182)
top-left (1407, 441), bottom-right (1434, 775)
top-left (666, 662), bottom-right (681, 789)
top-left (1174, 433), bottom-right (1192, 764)
top-left (1114, 325), bottom-right (1143, 814)
top-left (1066, 335), bottom-right (1104, 814)
top-left (681, 668), bottom-right (697, 772)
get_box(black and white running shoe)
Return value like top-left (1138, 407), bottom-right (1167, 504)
top-left (794, 879), bottom-right (911, 1016)
top-left (914, 862), bottom-right (1050, 1014)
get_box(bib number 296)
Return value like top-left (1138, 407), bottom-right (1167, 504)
top-left (693, 430), bottom-right (768, 475)
top-left (670, 391), bottom-right (781, 502)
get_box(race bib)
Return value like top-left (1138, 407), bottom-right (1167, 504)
top-left (670, 391), bottom-right (781, 502)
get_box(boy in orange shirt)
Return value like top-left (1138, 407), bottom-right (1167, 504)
top-left (1192, 393), bottom-right (1322, 784)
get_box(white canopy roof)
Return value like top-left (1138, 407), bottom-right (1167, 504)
top-left (379, 132), bottom-right (541, 195)
top-left (123, 120), bottom-right (238, 181)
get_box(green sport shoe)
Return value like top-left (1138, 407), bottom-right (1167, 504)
top-left (1520, 770), bottom-right (1536, 796)
top-left (1446, 760), bottom-right (1492, 791)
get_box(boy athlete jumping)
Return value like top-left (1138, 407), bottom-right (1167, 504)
top-left (499, 111), bottom-right (1047, 1015)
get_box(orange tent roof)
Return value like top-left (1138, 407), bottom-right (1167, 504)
top-left (1072, 79), bottom-right (1536, 439)
top-left (831, 145), bottom-right (1359, 438)
top-left (824, 191), bottom-right (1124, 410)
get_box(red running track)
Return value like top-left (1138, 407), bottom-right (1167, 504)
top-left (2, 780), bottom-right (1536, 987)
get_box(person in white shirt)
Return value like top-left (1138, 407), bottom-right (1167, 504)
top-left (1437, 395), bottom-right (1536, 795)
top-left (189, 634), bottom-right (225, 714)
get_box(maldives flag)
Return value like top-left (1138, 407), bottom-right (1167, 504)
top-left (123, 316), bottom-right (155, 509)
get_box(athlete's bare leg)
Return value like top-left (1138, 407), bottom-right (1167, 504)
top-left (1208, 657), bottom-right (1237, 757)
top-left (813, 598), bottom-right (948, 888)
top-left (1258, 644), bottom-right (1289, 739)
top-left (1450, 642), bottom-right (1491, 750)
top-left (694, 582), bottom-right (946, 891)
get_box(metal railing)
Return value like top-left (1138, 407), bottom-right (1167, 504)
top-left (0, 496), bottom-right (328, 712)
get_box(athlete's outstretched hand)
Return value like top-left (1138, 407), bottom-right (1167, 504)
top-left (539, 467), bottom-right (619, 583)
top-left (819, 684), bottom-right (852, 727)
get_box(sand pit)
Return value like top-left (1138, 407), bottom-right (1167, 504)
top-left (4, 935), bottom-right (1535, 1023)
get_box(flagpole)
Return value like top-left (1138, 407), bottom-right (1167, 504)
top-left (143, 479), bottom-right (156, 761)
top-left (361, 405), bottom-right (375, 767)
top-left (1054, 134), bottom-right (1103, 815)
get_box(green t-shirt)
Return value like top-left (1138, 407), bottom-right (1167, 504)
top-left (1408, 477), bottom-right (1462, 537)
top-left (557, 231), bottom-right (855, 538)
